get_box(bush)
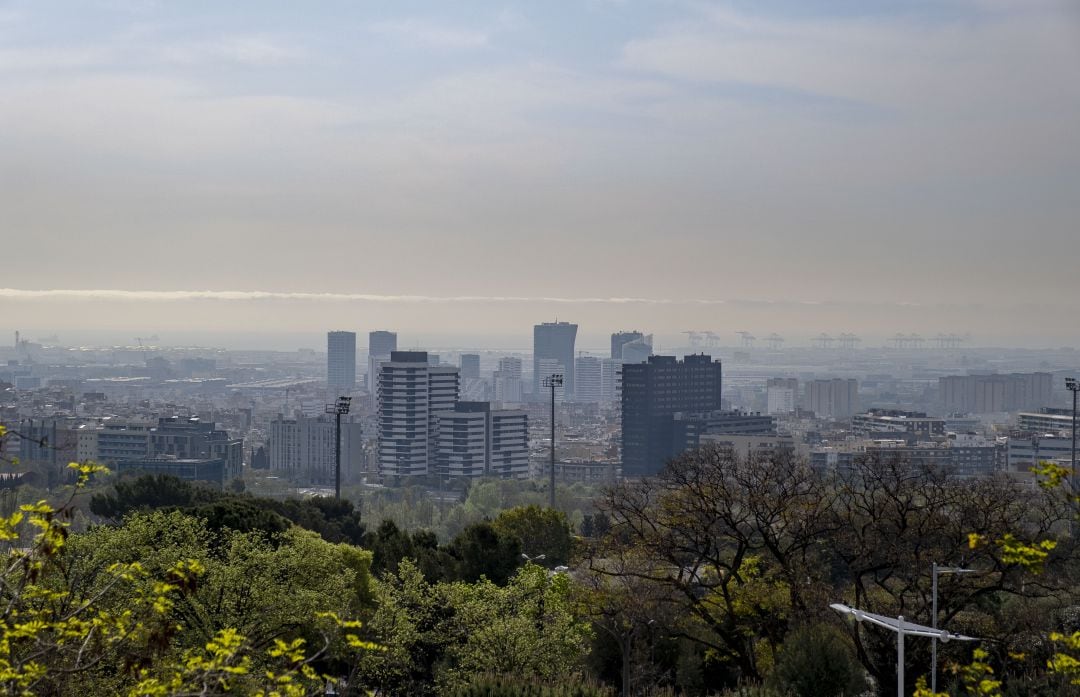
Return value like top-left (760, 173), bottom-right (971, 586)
top-left (449, 673), bottom-right (615, 697)
top-left (767, 623), bottom-right (867, 697)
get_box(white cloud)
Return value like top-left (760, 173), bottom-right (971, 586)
top-left (367, 18), bottom-right (489, 50)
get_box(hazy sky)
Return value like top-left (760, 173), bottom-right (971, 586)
top-left (2, 0), bottom-right (1079, 348)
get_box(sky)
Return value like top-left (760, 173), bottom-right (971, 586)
top-left (1, 0), bottom-right (1079, 349)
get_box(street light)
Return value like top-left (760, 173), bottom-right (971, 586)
top-left (542, 374), bottom-right (563, 510)
top-left (831, 603), bottom-right (979, 697)
top-left (521, 553), bottom-right (546, 564)
top-left (931, 563), bottom-right (977, 693)
top-left (325, 396), bottom-right (351, 499)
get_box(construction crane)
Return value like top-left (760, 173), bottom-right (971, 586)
top-left (737, 331), bottom-right (755, 349)
top-left (908, 333), bottom-right (924, 349)
top-left (703, 331), bottom-right (721, 348)
top-left (837, 333), bottom-right (860, 350)
top-left (813, 333), bottom-right (834, 350)
top-left (890, 333), bottom-right (908, 350)
top-left (765, 333), bottom-right (784, 350)
top-left (681, 330), bottom-right (703, 348)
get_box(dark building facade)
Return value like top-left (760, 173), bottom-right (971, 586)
top-left (368, 331), bottom-right (398, 358)
top-left (621, 354), bottom-right (723, 477)
top-left (533, 322), bottom-right (578, 394)
top-left (672, 410), bottom-right (776, 454)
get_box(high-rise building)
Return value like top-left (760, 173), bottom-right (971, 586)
top-left (268, 414), bottom-right (363, 483)
top-left (601, 358), bottom-right (622, 403)
top-left (611, 331), bottom-right (644, 360)
top-left (459, 354), bottom-right (480, 379)
top-left (805, 379), bottom-right (859, 419)
top-left (433, 402), bottom-right (529, 479)
top-left (620, 340), bottom-right (653, 364)
top-left (327, 331), bottom-right (357, 390)
top-left (534, 322), bottom-right (578, 394)
top-left (575, 356), bottom-right (603, 403)
top-left (377, 351), bottom-right (459, 478)
top-left (368, 330), bottom-right (398, 358)
top-left (493, 357), bottom-right (524, 403)
top-left (766, 378), bottom-right (799, 415)
top-left (939, 373), bottom-right (1052, 414)
top-left (621, 354), bottom-right (724, 477)
top-left (536, 358), bottom-right (566, 402)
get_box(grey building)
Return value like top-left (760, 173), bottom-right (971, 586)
top-left (268, 414), bottom-right (363, 483)
top-left (534, 322), bottom-right (578, 394)
top-left (672, 410), bottom-right (776, 454)
top-left (459, 354), bottom-right (480, 379)
top-left (327, 331), bottom-right (357, 390)
top-left (369, 331), bottom-right (398, 358)
top-left (805, 378), bottom-right (859, 419)
top-left (148, 417), bottom-right (243, 481)
top-left (433, 402), bottom-right (529, 479)
top-left (611, 331), bottom-right (644, 360)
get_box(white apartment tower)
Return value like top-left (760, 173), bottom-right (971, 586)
top-left (378, 351), bottom-right (459, 477)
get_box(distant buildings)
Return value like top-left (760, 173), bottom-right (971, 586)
top-left (459, 353), bottom-right (480, 380)
top-left (268, 414), bottom-right (363, 483)
top-left (493, 357), bottom-right (524, 403)
top-left (327, 331), bottom-right (357, 390)
top-left (611, 331), bottom-right (644, 360)
top-left (377, 351), bottom-right (460, 478)
top-left (805, 378), bottom-right (859, 419)
top-left (366, 330), bottom-right (398, 395)
top-left (575, 356), bottom-right (602, 403)
top-left (766, 378), bottom-right (798, 415)
top-left (620, 340), bottom-right (653, 365)
top-left (621, 354), bottom-right (723, 477)
top-left (851, 409), bottom-right (945, 441)
top-left (672, 410), bottom-right (776, 453)
top-left (534, 322), bottom-right (578, 394)
top-left (939, 372), bottom-right (1052, 414)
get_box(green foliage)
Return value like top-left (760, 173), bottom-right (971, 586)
top-left (445, 521), bottom-right (523, 584)
top-left (90, 473), bottom-right (367, 545)
top-left (493, 505), bottom-right (574, 567)
top-left (766, 623), bottom-right (866, 697)
top-left (360, 560), bottom-right (592, 696)
top-left (449, 673), bottom-right (615, 696)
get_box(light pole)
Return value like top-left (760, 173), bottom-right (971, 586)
top-left (831, 603), bottom-right (979, 697)
top-left (1067, 378), bottom-right (1079, 504)
top-left (325, 396), bottom-right (351, 499)
top-left (931, 563), bottom-right (976, 693)
top-left (542, 374), bottom-right (563, 510)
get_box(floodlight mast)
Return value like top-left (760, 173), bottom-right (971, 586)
top-left (325, 396), bottom-right (352, 499)
top-left (542, 374), bottom-right (563, 510)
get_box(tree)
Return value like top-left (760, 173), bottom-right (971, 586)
top-left (494, 505), bottom-right (574, 567)
top-left (767, 623), bottom-right (866, 697)
top-left (445, 521), bottom-right (522, 584)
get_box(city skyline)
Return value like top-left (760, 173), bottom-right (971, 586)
top-left (2, 1), bottom-right (1078, 346)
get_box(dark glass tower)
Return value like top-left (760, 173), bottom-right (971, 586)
top-left (533, 321), bottom-right (578, 394)
top-left (621, 354), bottom-right (723, 477)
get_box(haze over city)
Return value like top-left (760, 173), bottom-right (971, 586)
top-left (3, 0), bottom-right (1080, 348)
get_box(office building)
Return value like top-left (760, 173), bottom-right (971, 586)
top-left (1017, 408), bottom-right (1076, 435)
top-left (433, 402), bottom-right (529, 479)
top-left (534, 322), bottom-right (578, 394)
top-left (939, 372), bottom-right (1052, 414)
top-left (536, 358), bottom-right (566, 402)
top-left (601, 358), bottom-right (622, 403)
top-left (268, 414), bottom-right (363, 483)
top-left (672, 410), bottom-right (776, 453)
top-left (766, 378), bottom-right (799, 415)
top-left (1007, 435), bottom-right (1073, 473)
top-left (369, 331), bottom-right (398, 358)
top-left (620, 339), bottom-right (653, 364)
top-left (851, 409), bottom-right (946, 441)
top-left (327, 331), bottom-right (357, 390)
top-left (377, 351), bottom-right (459, 478)
top-left (459, 354), bottom-right (480, 380)
top-left (611, 331), bottom-right (645, 360)
top-left (366, 330), bottom-right (398, 394)
top-left (575, 356), bottom-right (603, 403)
top-left (494, 357), bottom-right (524, 404)
top-left (621, 354), bottom-right (724, 477)
top-left (148, 417), bottom-right (243, 480)
top-left (805, 378), bottom-right (859, 419)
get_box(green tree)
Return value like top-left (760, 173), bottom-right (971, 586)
top-left (767, 623), bottom-right (866, 697)
top-left (494, 505), bottom-right (574, 567)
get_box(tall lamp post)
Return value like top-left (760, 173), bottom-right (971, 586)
top-left (931, 563), bottom-right (976, 693)
top-left (325, 396), bottom-right (352, 499)
top-left (831, 603), bottom-right (979, 697)
top-left (1067, 377), bottom-right (1079, 504)
top-left (542, 374), bottom-right (563, 510)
